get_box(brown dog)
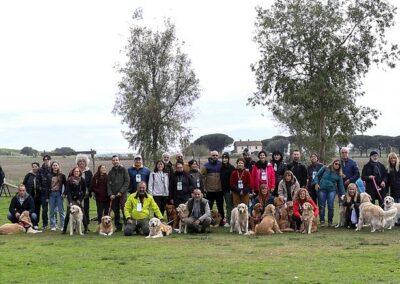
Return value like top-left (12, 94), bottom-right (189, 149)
top-left (249, 203), bottom-right (263, 231)
top-left (255, 204), bottom-right (282, 235)
top-left (211, 209), bottom-right (222, 228)
top-left (166, 204), bottom-right (179, 229)
top-left (98, 215), bottom-right (114, 236)
top-left (274, 197), bottom-right (294, 232)
top-left (300, 202), bottom-right (318, 234)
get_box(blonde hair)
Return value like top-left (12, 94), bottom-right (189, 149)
top-left (328, 159), bottom-right (344, 177)
top-left (388, 152), bottom-right (399, 172)
top-left (346, 183), bottom-right (359, 203)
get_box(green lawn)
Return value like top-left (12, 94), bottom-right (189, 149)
top-left (1, 196), bottom-right (400, 284)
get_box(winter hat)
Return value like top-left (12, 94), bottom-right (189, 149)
top-left (369, 150), bottom-right (378, 157)
top-left (258, 150), bottom-right (267, 158)
top-left (188, 159), bottom-right (197, 167)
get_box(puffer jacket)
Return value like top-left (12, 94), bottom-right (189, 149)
top-left (201, 158), bottom-right (222, 192)
top-left (251, 160), bottom-right (275, 193)
top-left (313, 167), bottom-right (345, 196)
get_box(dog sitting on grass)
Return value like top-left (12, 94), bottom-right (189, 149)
top-left (255, 204), bottom-right (282, 235)
top-left (146, 218), bottom-right (172, 238)
top-left (230, 203), bottom-right (249, 235)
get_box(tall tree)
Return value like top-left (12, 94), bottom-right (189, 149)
top-left (114, 16), bottom-right (200, 162)
top-left (250, 0), bottom-right (399, 161)
top-left (193, 133), bottom-right (234, 153)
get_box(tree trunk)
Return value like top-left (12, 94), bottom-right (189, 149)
top-left (318, 98), bottom-right (326, 163)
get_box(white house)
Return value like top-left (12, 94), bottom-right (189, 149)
top-left (233, 140), bottom-right (263, 154)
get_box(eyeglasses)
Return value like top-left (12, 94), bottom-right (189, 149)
top-left (211, 155), bottom-right (218, 157)
top-left (333, 162), bottom-right (340, 166)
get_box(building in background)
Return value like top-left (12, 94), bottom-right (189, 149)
top-left (233, 140), bottom-right (263, 154)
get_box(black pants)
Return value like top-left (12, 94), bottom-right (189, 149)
top-left (40, 192), bottom-right (49, 228)
top-left (83, 197), bottom-right (90, 224)
top-left (111, 196), bottom-right (126, 230)
top-left (307, 187), bottom-right (318, 205)
top-left (32, 195), bottom-right (41, 226)
top-left (292, 215), bottom-right (302, 230)
top-left (124, 219), bottom-right (149, 236)
top-left (63, 203), bottom-right (88, 233)
top-left (153, 196), bottom-right (168, 216)
top-left (207, 191), bottom-right (224, 221)
top-left (96, 200), bottom-right (110, 224)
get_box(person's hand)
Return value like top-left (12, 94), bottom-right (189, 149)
top-left (344, 180), bottom-right (350, 187)
top-left (369, 175), bottom-right (374, 180)
top-left (194, 219), bottom-right (200, 225)
top-left (270, 188), bottom-right (275, 192)
top-left (340, 195), bottom-right (345, 201)
top-left (127, 219), bottom-right (133, 224)
top-left (62, 194), bottom-right (66, 199)
top-left (315, 184), bottom-right (320, 190)
top-left (170, 199), bottom-right (174, 205)
top-left (351, 204), bottom-right (354, 210)
top-left (300, 216), bottom-right (303, 221)
top-left (15, 212), bottom-right (20, 219)
top-left (110, 195), bottom-right (115, 200)
top-left (380, 182), bottom-right (386, 188)
top-left (117, 192), bottom-right (122, 197)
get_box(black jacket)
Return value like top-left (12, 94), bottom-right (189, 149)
top-left (23, 171), bottom-right (40, 199)
top-left (65, 177), bottom-right (86, 204)
top-left (307, 163), bottom-right (324, 190)
top-left (388, 167), bottom-right (400, 199)
top-left (188, 170), bottom-right (204, 193)
top-left (38, 164), bottom-right (52, 197)
top-left (82, 170), bottom-right (93, 197)
top-left (361, 160), bottom-right (388, 201)
top-left (271, 159), bottom-right (286, 190)
top-left (220, 163), bottom-right (235, 193)
top-left (287, 161), bottom-right (308, 187)
top-left (9, 193), bottom-right (35, 215)
top-left (169, 171), bottom-right (191, 206)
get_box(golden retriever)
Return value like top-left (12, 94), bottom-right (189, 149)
top-left (0, 211), bottom-right (41, 235)
top-left (249, 203), bottom-right (263, 231)
top-left (69, 205), bottom-right (84, 236)
top-left (146, 217), bottom-right (172, 238)
top-left (98, 215), bottom-right (114, 236)
top-left (356, 193), bottom-right (397, 232)
top-left (176, 203), bottom-right (189, 234)
top-left (230, 203), bottom-right (249, 235)
top-left (301, 202), bottom-right (317, 234)
top-left (384, 196), bottom-right (400, 229)
top-left (335, 203), bottom-right (346, 228)
top-left (165, 204), bottom-right (179, 229)
top-left (211, 209), bottom-right (222, 228)
top-left (274, 196), bottom-right (294, 232)
top-left (255, 204), bottom-right (282, 235)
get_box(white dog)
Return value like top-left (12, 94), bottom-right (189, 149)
top-left (69, 205), bottom-right (84, 236)
top-left (356, 193), bottom-right (397, 232)
top-left (176, 203), bottom-right (189, 234)
top-left (230, 203), bottom-right (249, 235)
top-left (99, 215), bottom-right (114, 236)
top-left (146, 217), bottom-right (172, 238)
top-left (384, 196), bottom-right (400, 229)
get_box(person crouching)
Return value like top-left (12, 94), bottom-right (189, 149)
top-left (124, 181), bottom-right (163, 236)
top-left (185, 189), bottom-right (212, 233)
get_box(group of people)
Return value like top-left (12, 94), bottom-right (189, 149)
top-left (3, 147), bottom-right (400, 235)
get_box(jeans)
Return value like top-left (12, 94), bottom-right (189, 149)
top-left (40, 192), bottom-right (49, 228)
top-left (7, 212), bottom-right (37, 224)
top-left (318, 190), bottom-right (336, 223)
top-left (224, 192), bottom-right (233, 223)
top-left (49, 191), bottom-right (65, 229)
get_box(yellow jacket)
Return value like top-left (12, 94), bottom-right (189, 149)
top-left (124, 192), bottom-right (163, 220)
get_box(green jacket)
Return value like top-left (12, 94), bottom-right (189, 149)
top-left (124, 192), bottom-right (163, 220)
top-left (313, 167), bottom-right (345, 196)
top-left (107, 165), bottom-right (130, 196)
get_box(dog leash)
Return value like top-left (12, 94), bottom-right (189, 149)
top-left (371, 176), bottom-right (383, 202)
top-left (107, 199), bottom-right (113, 216)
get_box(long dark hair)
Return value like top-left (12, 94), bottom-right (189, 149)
top-left (94, 164), bottom-right (108, 179)
top-left (153, 160), bottom-right (165, 172)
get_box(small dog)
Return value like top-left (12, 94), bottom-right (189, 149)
top-left (274, 197), bottom-right (294, 232)
top-left (69, 205), bottom-right (84, 236)
top-left (356, 193), bottom-right (398, 232)
top-left (98, 215), bottom-right (114, 236)
top-left (176, 203), bottom-right (189, 234)
top-left (249, 203), bottom-right (263, 231)
top-left (230, 203), bottom-right (249, 235)
top-left (146, 218), bottom-right (173, 238)
top-left (384, 196), bottom-right (400, 229)
top-left (255, 204), bottom-right (282, 235)
top-left (165, 204), bottom-right (179, 229)
top-left (211, 209), bottom-right (222, 227)
top-left (301, 202), bottom-right (317, 234)
top-left (0, 211), bottom-right (41, 235)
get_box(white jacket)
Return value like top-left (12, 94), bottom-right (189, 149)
top-left (148, 171), bottom-right (169, 196)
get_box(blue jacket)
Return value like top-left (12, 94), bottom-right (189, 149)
top-left (313, 166), bottom-right (345, 196)
top-left (128, 166), bottom-right (151, 193)
top-left (341, 158), bottom-right (360, 184)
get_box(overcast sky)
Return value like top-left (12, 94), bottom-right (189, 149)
top-left (0, 0), bottom-right (399, 153)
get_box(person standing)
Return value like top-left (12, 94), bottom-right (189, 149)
top-left (313, 159), bottom-right (345, 226)
top-left (128, 154), bottom-right (151, 193)
top-left (91, 165), bottom-right (110, 224)
top-left (62, 167), bottom-right (88, 234)
top-left (107, 155), bottom-right (130, 232)
top-left (201, 151), bottom-right (224, 226)
top-left (148, 160), bottom-right (169, 216)
top-left (23, 162), bottom-right (41, 229)
top-left (188, 159), bottom-right (204, 193)
top-left (49, 161), bottom-right (66, 231)
top-left (287, 150), bottom-right (308, 188)
top-left (230, 158), bottom-right (252, 207)
top-left (271, 150), bottom-right (286, 196)
top-left (169, 162), bottom-right (191, 207)
top-left (220, 152), bottom-right (235, 226)
top-left (361, 151), bottom-right (388, 206)
top-left (162, 152), bottom-right (174, 177)
top-left (340, 147), bottom-right (360, 189)
top-left (251, 150), bottom-right (275, 201)
top-left (76, 154), bottom-right (93, 227)
top-left (307, 154), bottom-right (324, 203)
top-left (38, 154), bottom-right (52, 230)
top-left (387, 152), bottom-right (400, 202)
top-left (242, 149), bottom-right (255, 172)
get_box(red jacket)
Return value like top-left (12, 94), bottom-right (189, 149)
top-left (251, 162), bottom-right (275, 193)
top-left (293, 198), bottom-right (319, 219)
top-left (230, 169), bottom-right (252, 194)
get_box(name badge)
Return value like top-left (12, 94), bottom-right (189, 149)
top-left (177, 181), bottom-right (183, 191)
top-left (261, 170), bottom-right (267, 181)
top-left (137, 203), bottom-right (142, 212)
top-left (312, 171), bottom-right (317, 180)
top-left (196, 179), bottom-right (200, 188)
top-left (238, 180), bottom-right (244, 189)
top-left (135, 174), bottom-right (141, 183)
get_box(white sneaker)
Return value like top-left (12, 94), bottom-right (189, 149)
top-left (33, 226), bottom-right (39, 230)
top-left (224, 223), bottom-right (230, 228)
top-left (51, 227), bottom-right (57, 231)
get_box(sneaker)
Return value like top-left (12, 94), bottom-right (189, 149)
top-left (33, 226), bottom-right (39, 230)
top-left (224, 223), bottom-right (230, 228)
top-left (42, 226), bottom-right (47, 231)
top-left (320, 221), bottom-right (325, 226)
top-left (51, 227), bottom-right (57, 231)
top-left (328, 222), bottom-right (333, 227)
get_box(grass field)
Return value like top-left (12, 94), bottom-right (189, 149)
top-left (1, 155), bottom-right (399, 283)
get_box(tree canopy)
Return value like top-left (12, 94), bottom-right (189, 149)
top-left (250, 0), bottom-right (399, 162)
top-left (193, 133), bottom-right (234, 153)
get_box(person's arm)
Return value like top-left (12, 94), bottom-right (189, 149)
top-left (349, 161), bottom-right (360, 183)
top-left (313, 167), bottom-right (325, 186)
top-left (87, 171), bottom-right (93, 196)
top-left (121, 168), bottom-right (130, 194)
top-left (28, 196), bottom-right (35, 214)
top-left (338, 177), bottom-right (345, 196)
top-left (361, 165), bottom-right (369, 182)
top-left (22, 173), bottom-right (29, 187)
top-left (151, 197), bottom-right (163, 219)
top-left (250, 167), bottom-right (258, 193)
top-left (277, 180), bottom-right (285, 199)
top-left (9, 197), bottom-right (16, 215)
top-left (124, 196), bottom-right (133, 220)
top-left (199, 201), bottom-right (211, 222)
top-left (301, 165), bottom-right (308, 187)
top-left (268, 165), bottom-right (275, 190)
top-left (293, 201), bottom-right (301, 219)
top-left (309, 199), bottom-right (319, 217)
top-left (148, 173), bottom-right (154, 195)
top-left (66, 182), bottom-right (72, 204)
top-left (230, 171), bottom-right (239, 193)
